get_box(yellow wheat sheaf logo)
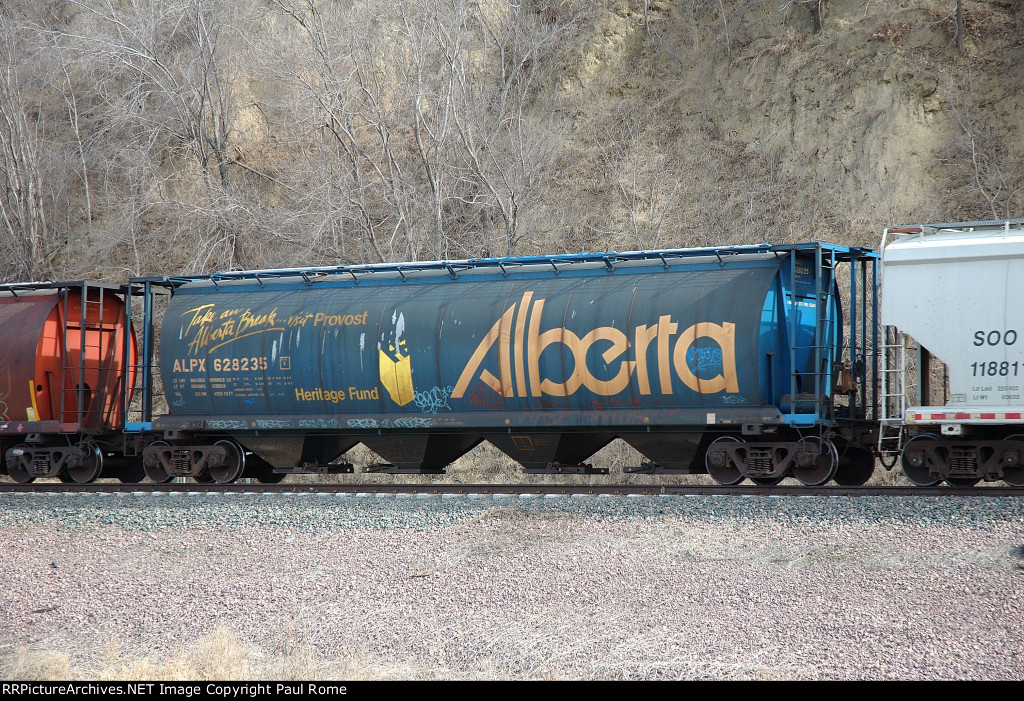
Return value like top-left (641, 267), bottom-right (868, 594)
top-left (379, 311), bottom-right (415, 405)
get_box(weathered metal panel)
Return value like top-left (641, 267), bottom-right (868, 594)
top-left (0, 294), bottom-right (59, 424)
top-left (160, 257), bottom-right (784, 429)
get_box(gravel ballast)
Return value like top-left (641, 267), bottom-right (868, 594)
top-left (1, 491), bottom-right (1022, 680)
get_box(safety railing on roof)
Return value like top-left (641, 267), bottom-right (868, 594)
top-left (137, 241), bottom-right (874, 288)
top-left (882, 218), bottom-right (1024, 249)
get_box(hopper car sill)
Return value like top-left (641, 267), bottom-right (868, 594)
top-left (905, 407), bottom-right (1024, 424)
top-left (0, 421), bottom-right (92, 434)
top-left (150, 406), bottom-right (795, 433)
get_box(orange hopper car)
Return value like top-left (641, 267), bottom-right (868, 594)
top-left (0, 283), bottom-right (137, 483)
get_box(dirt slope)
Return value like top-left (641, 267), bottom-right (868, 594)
top-left (544, 0), bottom-right (1024, 251)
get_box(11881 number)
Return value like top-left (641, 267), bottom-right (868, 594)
top-left (971, 361), bottom-right (1020, 377)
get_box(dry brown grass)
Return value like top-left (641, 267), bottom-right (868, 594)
top-left (6, 649), bottom-right (75, 680)
top-left (100, 627), bottom-right (253, 680)
top-left (2, 627), bottom-right (420, 681)
top-left (5, 627), bottom-right (255, 681)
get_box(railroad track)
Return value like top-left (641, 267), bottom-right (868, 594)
top-left (1, 482), bottom-right (1021, 497)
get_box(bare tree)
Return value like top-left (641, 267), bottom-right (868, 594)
top-left (598, 111), bottom-right (682, 250)
top-left (943, 72), bottom-right (1024, 220)
top-left (59, 0), bottom-right (277, 273)
top-left (264, 0), bottom-right (588, 261)
top-left (955, 0), bottom-right (965, 53)
top-left (448, 0), bottom-right (587, 256)
top-left (265, 0), bottom-right (421, 262)
top-left (0, 11), bottom-right (58, 281)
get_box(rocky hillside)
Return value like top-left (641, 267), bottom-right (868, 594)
top-left (556, 0), bottom-right (1024, 250)
top-left (0, 0), bottom-right (1021, 280)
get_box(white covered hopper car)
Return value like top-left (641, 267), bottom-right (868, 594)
top-left (881, 218), bottom-right (1024, 486)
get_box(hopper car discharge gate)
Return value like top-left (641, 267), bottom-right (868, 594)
top-left (118, 242), bottom-right (881, 486)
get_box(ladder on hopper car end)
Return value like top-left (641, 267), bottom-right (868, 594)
top-left (877, 325), bottom-right (907, 457)
top-left (61, 285), bottom-right (107, 427)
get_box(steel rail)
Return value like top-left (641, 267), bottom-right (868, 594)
top-left (1, 482), bottom-right (1021, 498)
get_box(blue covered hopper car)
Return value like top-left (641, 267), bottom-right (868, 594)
top-left (130, 242), bottom-right (878, 485)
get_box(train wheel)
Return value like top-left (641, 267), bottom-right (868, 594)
top-left (900, 434), bottom-right (942, 487)
top-left (705, 436), bottom-right (744, 485)
top-left (1001, 435), bottom-right (1024, 487)
top-left (64, 443), bottom-right (102, 484)
top-left (6, 445), bottom-right (34, 484)
top-left (9, 467), bottom-right (35, 483)
top-left (143, 441), bottom-right (175, 483)
top-left (792, 437), bottom-right (838, 486)
top-left (207, 440), bottom-right (244, 484)
top-left (1005, 469), bottom-right (1024, 488)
